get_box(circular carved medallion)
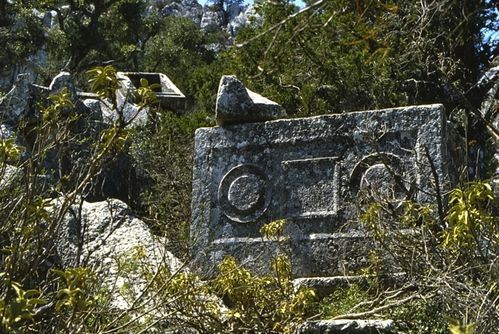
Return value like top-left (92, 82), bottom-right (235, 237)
top-left (218, 164), bottom-right (271, 223)
top-left (350, 153), bottom-right (410, 202)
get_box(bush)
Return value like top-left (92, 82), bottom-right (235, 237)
top-left (130, 110), bottom-right (212, 258)
top-left (0, 66), bottom-right (159, 333)
top-left (333, 181), bottom-right (499, 334)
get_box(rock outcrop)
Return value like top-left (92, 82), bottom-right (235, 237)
top-left (200, 5), bottom-right (226, 31)
top-left (146, 0), bottom-right (261, 38)
top-left (160, 0), bottom-right (204, 26)
top-left (227, 4), bottom-right (262, 36)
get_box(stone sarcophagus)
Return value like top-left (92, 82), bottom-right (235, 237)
top-left (117, 72), bottom-right (186, 112)
top-left (191, 104), bottom-right (452, 277)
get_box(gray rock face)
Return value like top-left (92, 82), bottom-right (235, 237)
top-left (0, 73), bottom-right (32, 123)
top-left (145, 0), bottom-right (255, 37)
top-left (297, 319), bottom-right (394, 334)
top-left (0, 165), bottom-right (22, 190)
top-left (161, 0), bottom-right (204, 26)
top-left (191, 104), bottom-right (457, 277)
top-left (215, 75), bottom-right (286, 125)
top-left (0, 8), bottom-right (57, 92)
top-left (227, 4), bottom-right (262, 36)
top-left (56, 198), bottom-right (181, 307)
top-left (82, 98), bottom-right (104, 121)
top-left (200, 6), bottom-right (225, 31)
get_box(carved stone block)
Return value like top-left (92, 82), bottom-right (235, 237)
top-left (191, 104), bottom-right (453, 277)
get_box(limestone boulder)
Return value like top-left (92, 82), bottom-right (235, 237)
top-left (0, 73), bottom-right (32, 123)
top-left (55, 198), bottom-right (182, 308)
top-left (215, 75), bottom-right (286, 126)
top-left (0, 165), bottom-right (22, 190)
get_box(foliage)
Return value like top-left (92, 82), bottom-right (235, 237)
top-left (206, 220), bottom-right (316, 333)
top-left (443, 182), bottom-right (497, 256)
top-left (87, 65), bottom-right (121, 100)
top-left (130, 110), bottom-right (212, 258)
top-left (0, 66), bottom-right (152, 333)
top-left (0, 273), bottom-right (45, 332)
top-left (0, 1), bottom-right (46, 71)
top-left (221, 0), bottom-right (498, 117)
top-left (260, 219), bottom-right (287, 240)
top-left (317, 283), bottom-right (369, 319)
top-left (47, 0), bottom-right (148, 72)
top-left (354, 181), bottom-right (498, 334)
top-left (449, 321), bottom-right (476, 334)
top-left (388, 297), bottom-right (451, 334)
top-left (0, 138), bottom-right (21, 163)
top-left (104, 221), bottom-right (316, 334)
top-left (141, 16), bottom-right (219, 112)
top-left (0, 1), bottom-right (498, 333)
top-left (52, 267), bottom-right (97, 311)
top-left (212, 255), bottom-right (316, 334)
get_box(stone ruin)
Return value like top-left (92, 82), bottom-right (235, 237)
top-left (0, 71), bottom-right (185, 202)
top-left (191, 76), bottom-right (460, 278)
top-left (117, 72), bottom-right (186, 114)
top-left (0, 71), bottom-right (187, 311)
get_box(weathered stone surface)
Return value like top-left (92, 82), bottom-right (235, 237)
top-left (82, 97), bottom-right (105, 121)
top-left (56, 198), bottom-right (181, 308)
top-left (297, 319), bottom-right (394, 334)
top-left (56, 199), bottom-right (171, 266)
top-left (294, 274), bottom-right (406, 299)
top-left (215, 75), bottom-right (286, 125)
top-left (115, 72), bottom-right (186, 125)
top-left (0, 165), bottom-right (22, 190)
top-left (191, 104), bottom-right (455, 277)
top-left (0, 73), bottom-right (31, 123)
top-left (200, 7), bottom-right (225, 31)
top-left (227, 4), bottom-right (262, 36)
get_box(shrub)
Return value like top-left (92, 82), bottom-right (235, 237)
top-left (0, 66), bottom-right (159, 333)
top-left (351, 181), bottom-right (498, 334)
